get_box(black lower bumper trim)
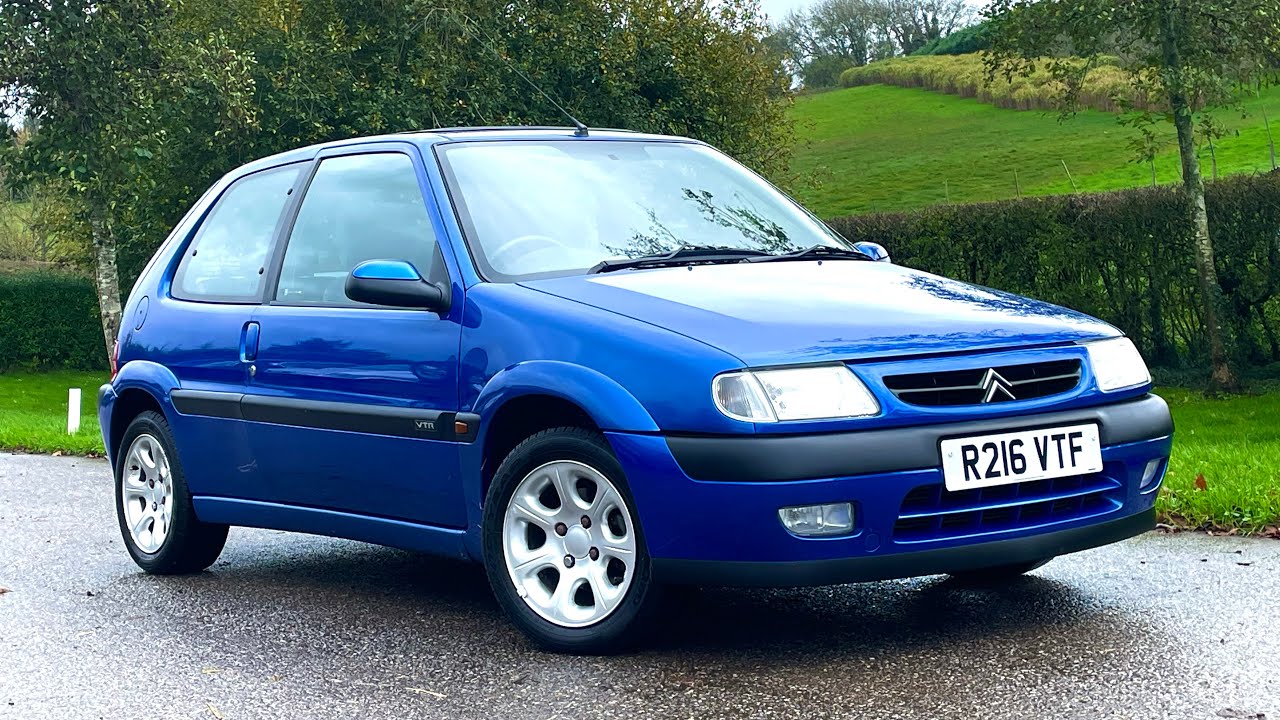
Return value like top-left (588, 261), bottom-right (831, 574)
top-left (652, 508), bottom-right (1155, 587)
top-left (667, 394), bottom-right (1172, 482)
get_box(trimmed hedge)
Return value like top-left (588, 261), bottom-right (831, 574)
top-left (827, 172), bottom-right (1280, 369)
top-left (0, 269), bottom-right (105, 371)
top-left (840, 53), bottom-right (1147, 113)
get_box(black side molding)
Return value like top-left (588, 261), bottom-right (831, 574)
top-left (652, 508), bottom-right (1155, 588)
top-left (667, 394), bottom-right (1173, 482)
top-left (170, 389), bottom-right (243, 420)
top-left (170, 389), bottom-right (479, 442)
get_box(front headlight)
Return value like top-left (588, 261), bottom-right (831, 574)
top-left (1085, 337), bottom-right (1151, 392)
top-left (712, 365), bottom-right (880, 422)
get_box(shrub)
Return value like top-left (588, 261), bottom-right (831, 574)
top-left (827, 171), bottom-right (1280, 370)
top-left (0, 269), bottom-right (105, 371)
top-left (912, 23), bottom-right (990, 56)
top-left (840, 53), bottom-right (1153, 113)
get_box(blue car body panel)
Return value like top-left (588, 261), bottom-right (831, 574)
top-left (100, 127), bottom-right (1172, 584)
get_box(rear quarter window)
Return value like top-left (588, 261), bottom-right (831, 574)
top-left (172, 164), bottom-right (302, 302)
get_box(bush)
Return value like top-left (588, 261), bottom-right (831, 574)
top-left (912, 23), bottom-right (990, 56)
top-left (0, 270), bottom-right (105, 371)
top-left (840, 53), bottom-right (1153, 113)
top-left (827, 171), bottom-right (1280, 370)
top-left (802, 55), bottom-right (859, 90)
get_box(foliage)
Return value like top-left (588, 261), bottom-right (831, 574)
top-left (2, 0), bottom-right (795, 302)
top-left (983, 0), bottom-right (1280, 116)
top-left (0, 270), bottom-right (104, 371)
top-left (772, 0), bottom-right (972, 88)
top-left (911, 20), bottom-right (988, 55)
top-left (802, 55), bottom-right (862, 90)
top-left (789, 83), bottom-right (1280, 217)
top-left (840, 53), bottom-right (1153, 112)
top-left (983, 0), bottom-right (1280, 392)
top-left (0, 0), bottom-right (263, 365)
top-left (825, 171), bottom-right (1280, 370)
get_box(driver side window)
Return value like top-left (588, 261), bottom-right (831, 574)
top-left (276, 152), bottom-right (441, 305)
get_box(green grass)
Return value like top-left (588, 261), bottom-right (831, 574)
top-left (1157, 385), bottom-right (1280, 533)
top-left (791, 84), bottom-right (1280, 217)
top-left (0, 370), bottom-right (1276, 532)
top-left (0, 371), bottom-right (106, 455)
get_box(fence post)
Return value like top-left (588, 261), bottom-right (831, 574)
top-left (67, 388), bottom-right (82, 435)
top-left (1061, 160), bottom-right (1078, 192)
top-left (1265, 108), bottom-right (1278, 171)
top-left (1207, 135), bottom-right (1218, 181)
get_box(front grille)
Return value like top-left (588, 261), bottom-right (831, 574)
top-left (884, 359), bottom-right (1082, 406)
top-left (892, 473), bottom-right (1122, 543)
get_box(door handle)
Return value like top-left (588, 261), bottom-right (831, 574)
top-left (240, 321), bottom-right (261, 362)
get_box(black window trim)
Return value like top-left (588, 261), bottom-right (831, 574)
top-left (170, 161), bottom-right (310, 305)
top-left (263, 142), bottom-right (451, 312)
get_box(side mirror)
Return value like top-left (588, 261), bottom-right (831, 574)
top-left (344, 260), bottom-right (450, 311)
top-left (853, 241), bottom-right (891, 263)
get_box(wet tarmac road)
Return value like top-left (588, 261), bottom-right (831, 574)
top-left (1, 452), bottom-right (1277, 719)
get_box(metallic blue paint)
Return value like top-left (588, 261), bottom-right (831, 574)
top-left (99, 127), bottom-right (1173, 580)
top-left (350, 259), bottom-right (424, 281)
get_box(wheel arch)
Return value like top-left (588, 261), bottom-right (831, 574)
top-left (460, 361), bottom-right (659, 559)
top-left (105, 361), bottom-right (181, 465)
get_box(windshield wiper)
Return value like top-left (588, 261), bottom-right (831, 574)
top-left (589, 245), bottom-right (771, 274)
top-left (747, 244), bottom-right (872, 263)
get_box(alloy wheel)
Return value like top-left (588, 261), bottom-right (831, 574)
top-left (501, 460), bottom-right (637, 628)
top-left (120, 434), bottom-right (174, 554)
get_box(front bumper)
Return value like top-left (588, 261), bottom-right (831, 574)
top-left (609, 394), bottom-right (1172, 587)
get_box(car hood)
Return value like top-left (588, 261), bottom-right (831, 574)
top-left (519, 261), bottom-right (1119, 366)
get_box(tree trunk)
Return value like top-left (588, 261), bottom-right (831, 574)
top-left (89, 202), bottom-right (122, 367)
top-left (1162, 2), bottom-right (1239, 392)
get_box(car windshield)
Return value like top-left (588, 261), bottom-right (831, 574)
top-left (436, 139), bottom-right (851, 280)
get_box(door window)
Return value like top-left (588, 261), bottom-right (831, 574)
top-left (275, 153), bottom-right (441, 305)
top-left (173, 164), bottom-right (301, 301)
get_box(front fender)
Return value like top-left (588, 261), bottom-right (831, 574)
top-left (470, 360), bottom-right (660, 434)
top-left (458, 361), bottom-right (659, 559)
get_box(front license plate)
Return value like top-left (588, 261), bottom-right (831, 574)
top-left (940, 423), bottom-right (1103, 492)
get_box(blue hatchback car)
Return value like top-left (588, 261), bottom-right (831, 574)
top-left (100, 127), bottom-right (1173, 653)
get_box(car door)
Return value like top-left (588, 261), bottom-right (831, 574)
top-left (243, 143), bottom-right (467, 528)
top-left (162, 162), bottom-right (305, 499)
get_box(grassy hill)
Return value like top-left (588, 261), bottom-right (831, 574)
top-left (791, 83), bottom-right (1280, 218)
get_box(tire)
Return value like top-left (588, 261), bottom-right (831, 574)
top-left (482, 427), bottom-right (660, 654)
top-left (115, 410), bottom-right (228, 574)
top-left (947, 557), bottom-right (1053, 584)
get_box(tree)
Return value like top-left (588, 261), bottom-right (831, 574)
top-left (773, 0), bottom-right (971, 87)
top-left (984, 0), bottom-right (1280, 392)
top-left (0, 0), bottom-right (258, 362)
top-left (4, 0), bottom-right (794, 360)
top-left (872, 0), bottom-right (971, 55)
top-left (169, 0), bottom-right (794, 176)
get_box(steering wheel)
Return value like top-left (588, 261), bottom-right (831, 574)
top-left (488, 234), bottom-right (571, 267)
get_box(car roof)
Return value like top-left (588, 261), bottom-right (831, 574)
top-left (233, 126), bottom-right (698, 176)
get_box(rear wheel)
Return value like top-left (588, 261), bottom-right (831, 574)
top-left (115, 411), bottom-right (228, 574)
top-left (482, 427), bottom-right (659, 654)
top-left (947, 558), bottom-right (1052, 584)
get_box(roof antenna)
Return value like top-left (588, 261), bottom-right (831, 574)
top-left (442, 11), bottom-right (589, 137)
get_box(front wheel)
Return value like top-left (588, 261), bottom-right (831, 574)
top-left (947, 558), bottom-right (1053, 584)
top-left (482, 428), bottom-right (660, 654)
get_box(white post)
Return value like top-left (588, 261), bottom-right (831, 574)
top-left (67, 388), bottom-right (82, 435)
